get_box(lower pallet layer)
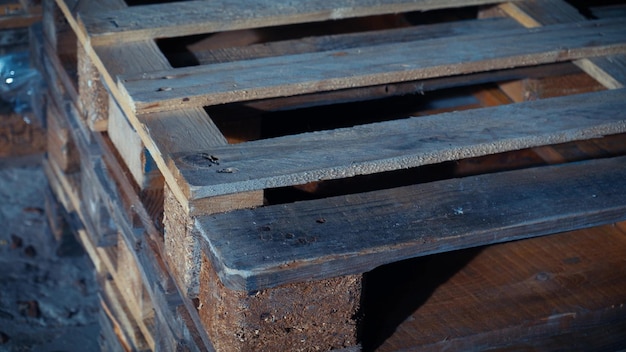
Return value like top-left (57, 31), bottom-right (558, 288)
top-left (369, 224), bottom-right (626, 351)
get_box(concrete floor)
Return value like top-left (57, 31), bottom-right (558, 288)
top-left (0, 158), bottom-right (101, 352)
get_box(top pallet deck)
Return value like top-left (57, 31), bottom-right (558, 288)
top-left (54, 0), bottom-right (626, 291)
top-left (46, 0), bottom-right (626, 350)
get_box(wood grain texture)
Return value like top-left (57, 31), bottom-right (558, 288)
top-left (499, 0), bottom-right (626, 89)
top-left (77, 41), bottom-right (108, 132)
top-left (193, 17), bottom-right (523, 64)
top-left (576, 54), bottom-right (626, 89)
top-left (177, 89), bottom-right (626, 199)
top-left (119, 18), bottom-right (626, 113)
top-left (372, 225), bottom-right (626, 351)
top-left (198, 253), bottom-right (361, 352)
top-left (55, 0), bottom-right (231, 211)
top-left (81, 0), bottom-right (521, 44)
top-left (197, 155), bottom-right (626, 291)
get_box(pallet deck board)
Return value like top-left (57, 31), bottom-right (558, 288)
top-left (193, 16), bottom-right (523, 64)
top-left (118, 17), bottom-right (626, 113)
top-left (80, 0), bottom-right (520, 44)
top-left (500, 0), bottom-right (626, 90)
top-left (178, 88), bottom-right (626, 199)
top-left (577, 54), bottom-right (626, 89)
top-left (197, 155), bottom-right (626, 291)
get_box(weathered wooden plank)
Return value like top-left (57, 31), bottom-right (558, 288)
top-left (194, 17), bottom-right (522, 64)
top-left (80, 0), bottom-right (521, 44)
top-left (372, 225), bottom-right (626, 351)
top-left (0, 8), bottom-right (40, 29)
top-left (499, 0), bottom-right (626, 89)
top-left (576, 54), bottom-right (626, 89)
top-left (197, 155), bottom-right (626, 291)
top-left (197, 19), bottom-right (588, 114)
top-left (177, 89), bottom-right (626, 199)
top-left (54, 0), bottom-right (230, 211)
top-left (119, 18), bottom-right (626, 113)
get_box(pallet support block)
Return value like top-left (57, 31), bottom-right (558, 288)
top-left (164, 184), bottom-right (264, 298)
top-left (164, 185), bottom-right (203, 298)
top-left (77, 40), bottom-right (108, 131)
top-left (199, 253), bottom-right (361, 351)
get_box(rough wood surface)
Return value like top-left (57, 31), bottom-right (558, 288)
top-left (499, 0), bottom-right (626, 89)
top-left (80, 0), bottom-right (521, 44)
top-left (77, 41), bottom-right (108, 131)
top-left (371, 225), bottom-right (626, 351)
top-left (197, 155), bottom-right (626, 291)
top-left (576, 55), bottom-right (626, 89)
top-left (193, 17), bottom-right (522, 64)
top-left (118, 18), bottom-right (626, 113)
top-left (178, 89), bottom-right (626, 199)
top-left (198, 254), bottom-right (361, 352)
top-left (163, 185), bottom-right (203, 298)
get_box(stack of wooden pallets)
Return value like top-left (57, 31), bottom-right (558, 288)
top-left (38, 0), bottom-right (626, 350)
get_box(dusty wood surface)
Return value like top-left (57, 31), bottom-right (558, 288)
top-left (500, 0), bottom-right (626, 90)
top-left (77, 41), bottom-right (108, 131)
top-left (370, 224), bottom-right (626, 351)
top-left (44, 113), bottom-right (214, 351)
top-left (198, 253), bottom-right (361, 352)
top-left (41, 5), bottom-right (213, 348)
top-left (193, 17), bottom-right (522, 64)
top-left (119, 17), bottom-right (626, 113)
top-left (577, 55), bottom-right (626, 89)
top-left (55, 0), bottom-right (235, 211)
top-left (197, 155), bottom-right (626, 291)
top-left (178, 89), bottom-right (626, 199)
top-left (79, 0), bottom-right (521, 44)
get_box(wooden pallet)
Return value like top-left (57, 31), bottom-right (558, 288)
top-left (43, 0), bottom-right (626, 350)
top-left (34, 20), bottom-right (212, 352)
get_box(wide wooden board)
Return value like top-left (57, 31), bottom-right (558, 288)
top-left (118, 18), bottom-right (626, 113)
top-left (80, 0), bottom-right (521, 44)
top-left (177, 88), bottom-right (626, 199)
top-left (197, 155), bottom-right (626, 291)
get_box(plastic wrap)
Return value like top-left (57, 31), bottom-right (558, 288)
top-left (0, 51), bottom-right (46, 157)
top-left (0, 52), bottom-right (42, 115)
